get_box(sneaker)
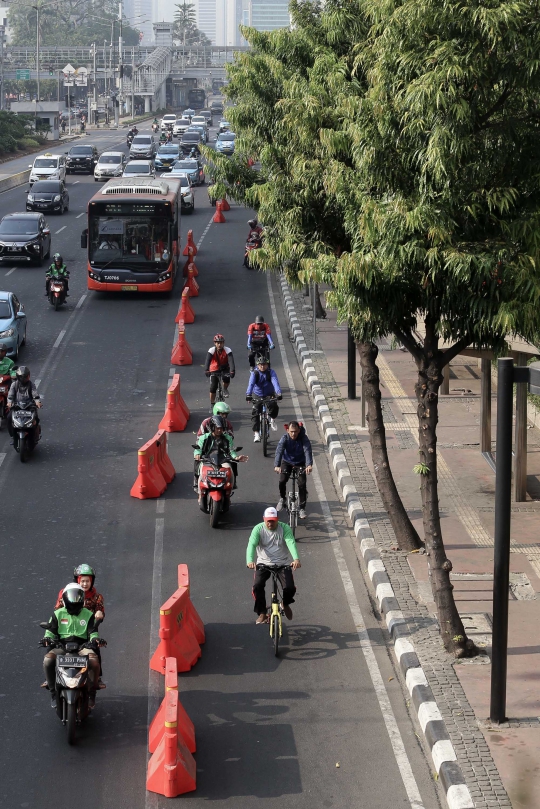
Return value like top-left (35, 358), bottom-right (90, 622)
top-left (255, 614), bottom-right (268, 624)
top-left (299, 509), bottom-right (307, 519)
top-left (270, 419), bottom-right (277, 431)
top-left (50, 691), bottom-right (57, 709)
top-left (281, 602), bottom-right (293, 620)
top-left (276, 498), bottom-right (284, 512)
top-left (223, 390), bottom-right (229, 398)
top-left (253, 432), bottom-right (261, 442)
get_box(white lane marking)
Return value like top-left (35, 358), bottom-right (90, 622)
top-left (5, 268), bottom-right (16, 276)
top-left (196, 213), bottom-right (216, 249)
top-left (76, 212), bottom-right (85, 219)
top-left (55, 226), bottom-right (67, 234)
top-left (35, 378), bottom-right (41, 388)
top-left (52, 330), bottom-right (66, 349)
top-left (76, 293), bottom-right (87, 310)
top-left (145, 517), bottom-right (164, 809)
top-left (156, 499), bottom-right (165, 513)
top-left (267, 273), bottom-right (425, 809)
top-left (73, 181), bottom-right (80, 185)
top-left (0, 453), bottom-right (6, 469)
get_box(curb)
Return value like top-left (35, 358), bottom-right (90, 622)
top-left (279, 276), bottom-right (475, 809)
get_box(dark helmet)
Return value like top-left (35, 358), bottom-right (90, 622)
top-left (53, 252), bottom-right (63, 266)
top-left (62, 583), bottom-right (85, 616)
top-left (209, 415), bottom-right (226, 432)
top-left (15, 366), bottom-right (30, 383)
top-left (248, 219), bottom-right (258, 229)
top-left (255, 354), bottom-right (269, 366)
top-left (255, 315), bottom-right (265, 324)
top-left (73, 563), bottom-right (95, 586)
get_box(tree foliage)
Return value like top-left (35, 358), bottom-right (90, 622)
top-left (173, 2), bottom-right (211, 46)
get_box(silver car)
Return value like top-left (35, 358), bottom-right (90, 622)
top-left (94, 151), bottom-right (127, 181)
top-left (122, 160), bottom-right (156, 179)
top-left (129, 135), bottom-right (156, 160)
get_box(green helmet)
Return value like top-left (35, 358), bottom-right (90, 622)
top-left (213, 402), bottom-right (230, 416)
top-left (73, 563), bottom-right (95, 585)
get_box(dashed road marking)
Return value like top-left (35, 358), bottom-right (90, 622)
top-left (55, 226), bottom-right (67, 234)
top-left (5, 268), bottom-right (16, 276)
top-left (0, 453), bottom-right (6, 469)
top-left (52, 330), bottom-right (66, 349)
top-left (76, 212), bottom-right (85, 219)
top-left (76, 293), bottom-right (87, 310)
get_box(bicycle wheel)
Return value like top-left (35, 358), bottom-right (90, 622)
top-left (262, 414), bottom-right (268, 457)
top-left (215, 380), bottom-right (224, 403)
top-left (272, 614), bottom-right (280, 656)
top-left (289, 508), bottom-right (297, 537)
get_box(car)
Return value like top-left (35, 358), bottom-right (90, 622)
top-left (174, 117), bottom-right (192, 137)
top-left (211, 101), bottom-right (224, 115)
top-left (0, 213), bottom-right (51, 266)
top-left (170, 157), bottom-right (205, 185)
top-left (218, 119), bottom-right (231, 133)
top-left (161, 113), bottom-right (177, 131)
top-left (129, 135), bottom-right (156, 160)
top-left (66, 144), bottom-right (99, 174)
top-left (215, 132), bottom-right (236, 155)
top-left (183, 108), bottom-right (196, 117)
top-left (199, 109), bottom-right (213, 127)
top-left (154, 143), bottom-right (181, 171)
top-left (94, 151), bottom-right (127, 181)
top-left (28, 153), bottom-right (67, 186)
top-left (0, 291), bottom-right (26, 359)
top-left (187, 124), bottom-right (207, 145)
top-left (180, 131), bottom-right (202, 156)
top-left (190, 115), bottom-right (210, 136)
top-left (26, 180), bottom-right (69, 214)
top-left (176, 173), bottom-right (195, 213)
top-left (122, 160), bottom-right (156, 179)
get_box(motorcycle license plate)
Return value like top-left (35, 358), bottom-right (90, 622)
top-left (0, 386), bottom-right (7, 393)
top-left (57, 655), bottom-right (87, 667)
top-left (122, 285), bottom-right (138, 291)
top-left (15, 410), bottom-right (32, 418)
top-left (210, 472), bottom-right (227, 478)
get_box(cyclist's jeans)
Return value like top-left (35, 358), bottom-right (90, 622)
top-left (279, 462), bottom-right (307, 508)
top-left (252, 565), bottom-right (296, 615)
top-left (251, 400), bottom-right (279, 432)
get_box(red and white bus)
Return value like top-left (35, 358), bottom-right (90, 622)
top-left (81, 178), bottom-right (181, 293)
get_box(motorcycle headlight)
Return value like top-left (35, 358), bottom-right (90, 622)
top-left (0, 328), bottom-right (14, 337)
top-left (53, 195), bottom-right (61, 202)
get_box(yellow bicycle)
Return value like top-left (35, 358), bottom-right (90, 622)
top-left (268, 565), bottom-right (289, 656)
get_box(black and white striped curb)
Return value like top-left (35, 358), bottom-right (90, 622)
top-left (280, 276), bottom-right (475, 809)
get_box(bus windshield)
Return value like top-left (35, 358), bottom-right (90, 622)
top-left (89, 216), bottom-right (170, 270)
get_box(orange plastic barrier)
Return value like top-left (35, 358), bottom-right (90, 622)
top-left (146, 690), bottom-right (196, 797)
top-left (220, 197), bottom-right (230, 211)
top-left (183, 248), bottom-right (198, 277)
top-left (182, 229), bottom-right (198, 256)
top-left (130, 434), bottom-right (167, 499)
top-left (156, 429), bottom-right (176, 483)
top-left (150, 586), bottom-right (202, 673)
top-left (175, 287), bottom-right (195, 324)
top-left (213, 200), bottom-right (226, 223)
top-left (159, 374), bottom-right (190, 432)
top-left (149, 657), bottom-right (196, 755)
top-left (171, 321), bottom-right (193, 366)
top-left (177, 564), bottom-right (206, 646)
top-left (184, 266), bottom-right (199, 297)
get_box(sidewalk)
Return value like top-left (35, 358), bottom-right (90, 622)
top-left (282, 282), bottom-right (540, 809)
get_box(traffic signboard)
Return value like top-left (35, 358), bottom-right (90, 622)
top-left (16, 69), bottom-right (30, 80)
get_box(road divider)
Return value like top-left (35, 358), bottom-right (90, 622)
top-left (130, 430), bottom-right (175, 499)
top-left (150, 585), bottom-right (202, 673)
top-left (159, 373), bottom-right (190, 432)
top-left (171, 320), bottom-right (193, 366)
top-left (183, 247), bottom-right (198, 276)
top-left (0, 169), bottom-right (30, 193)
top-left (220, 197), bottom-right (230, 211)
top-left (177, 564), bottom-right (205, 645)
top-left (212, 200), bottom-right (226, 223)
top-left (176, 287), bottom-right (195, 324)
top-left (182, 229), bottom-right (198, 256)
top-left (184, 265), bottom-right (199, 297)
top-left (149, 657), bottom-right (196, 754)
top-left (146, 689), bottom-right (197, 797)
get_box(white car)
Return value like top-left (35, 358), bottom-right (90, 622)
top-left (29, 153), bottom-right (67, 186)
top-left (122, 160), bottom-right (156, 179)
top-left (173, 117), bottom-right (192, 137)
top-left (94, 151), bottom-right (127, 181)
top-left (161, 113), bottom-right (177, 131)
top-left (164, 172), bottom-right (194, 213)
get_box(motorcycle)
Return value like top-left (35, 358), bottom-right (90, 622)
top-left (0, 373), bottom-right (12, 423)
top-left (11, 402), bottom-right (41, 462)
top-left (193, 445), bottom-right (242, 528)
top-left (39, 620), bottom-right (106, 745)
top-left (48, 276), bottom-right (68, 310)
top-left (244, 232), bottom-right (262, 269)
top-left (152, 122), bottom-right (159, 133)
top-left (127, 133), bottom-right (134, 147)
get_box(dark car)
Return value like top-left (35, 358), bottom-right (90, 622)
top-left (199, 109), bottom-right (213, 127)
top-left (26, 180), bottom-right (69, 215)
top-left (0, 213), bottom-right (51, 266)
top-left (66, 144), bottom-right (99, 174)
top-left (180, 131), bottom-right (202, 156)
top-left (210, 101), bottom-right (224, 115)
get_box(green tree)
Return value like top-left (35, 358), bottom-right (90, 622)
top-left (173, 2), bottom-right (210, 46)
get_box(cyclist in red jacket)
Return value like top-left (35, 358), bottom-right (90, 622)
top-left (204, 334), bottom-right (236, 411)
top-left (247, 315), bottom-right (275, 369)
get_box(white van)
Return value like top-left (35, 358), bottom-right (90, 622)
top-left (161, 114), bottom-right (177, 131)
top-left (29, 153), bottom-right (67, 186)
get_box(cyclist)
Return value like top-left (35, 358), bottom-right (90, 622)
top-left (247, 315), bottom-right (275, 369)
top-left (246, 506), bottom-right (301, 624)
top-left (274, 421), bottom-right (313, 520)
top-left (246, 355), bottom-right (282, 442)
top-left (204, 334), bottom-right (235, 410)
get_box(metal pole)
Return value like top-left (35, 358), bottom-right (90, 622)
top-left (93, 43), bottom-right (98, 126)
top-left (57, 69), bottom-right (60, 102)
top-left (35, 5), bottom-right (40, 127)
top-left (117, 1), bottom-right (122, 125)
top-left (480, 357), bottom-right (492, 453)
top-left (67, 83), bottom-right (71, 136)
top-left (514, 351), bottom-right (528, 501)
top-left (490, 357), bottom-right (514, 724)
top-left (347, 326), bottom-right (356, 400)
top-left (0, 25), bottom-right (4, 111)
top-left (312, 281), bottom-right (316, 351)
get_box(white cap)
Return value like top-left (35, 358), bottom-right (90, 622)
top-left (264, 507), bottom-right (278, 519)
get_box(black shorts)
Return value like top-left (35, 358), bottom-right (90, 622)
top-left (209, 373), bottom-right (230, 393)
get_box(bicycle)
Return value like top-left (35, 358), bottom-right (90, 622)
top-left (285, 466), bottom-right (305, 537)
top-left (266, 565), bottom-right (290, 657)
top-left (211, 369), bottom-right (229, 404)
top-left (252, 395), bottom-right (276, 456)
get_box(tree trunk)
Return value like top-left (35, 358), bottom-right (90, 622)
top-left (358, 342), bottom-right (422, 551)
top-left (314, 283), bottom-right (327, 319)
top-left (415, 321), bottom-right (476, 657)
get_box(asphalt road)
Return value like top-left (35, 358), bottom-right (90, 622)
top-left (0, 125), bottom-right (442, 809)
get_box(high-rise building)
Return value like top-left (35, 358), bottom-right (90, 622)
top-left (216, 0), bottom-right (242, 46)
top-left (249, 0), bottom-right (290, 32)
top-left (124, 0), bottom-right (153, 44)
top-left (197, 0), bottom-right (217, 44)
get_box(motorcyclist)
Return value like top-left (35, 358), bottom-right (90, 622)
top-left (193, 416), bottom-right (248, 508)
top-left (189, 147), bottom-right (198, 159)
top-left (274, 421), bottom-right (313, 520)
top-left (41, 583), bottom-right (101, 709)
top-left (195, 402), bottom-right (235, 490)
top-left (0, 342), bottom-right (17, 380)
top-left (159, 131), bottom-right (167, 145)
top-left (247, 218), bottom-right (263, 240)
top-left (166, 129), bottom-right (173, 143)
top-left (132, 125), bottom-right (138, 136)
top-left (6, 366), bottom-right (41, 440)
top-left (246, 355), bottom-right (282, 442)
top-left (247, 315), bottom-right (275, 369)
top-left (45, 253), bottom-right (69, 297)
top-left (204, 334), bottom-right (235, 409)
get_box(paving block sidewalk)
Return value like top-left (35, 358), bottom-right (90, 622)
top-left (284, 283), bottom-right (540, 809)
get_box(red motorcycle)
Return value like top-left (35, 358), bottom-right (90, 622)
top-left (244, 232), bottom-right (262, 269)
top-left (48, 277), bottom-right (68, 310)
top-left (194, 446), bottom-right (243, 528)
top-left (0, 373), bottom-right (12, 423)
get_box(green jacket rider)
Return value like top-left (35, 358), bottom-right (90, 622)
top-left (0, 343), bottom-right (16, 378)
top-left (46, 252), bottom-right (69, 296)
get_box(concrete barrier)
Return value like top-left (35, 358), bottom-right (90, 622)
top-left (0, 169), bottom-right (31, 193)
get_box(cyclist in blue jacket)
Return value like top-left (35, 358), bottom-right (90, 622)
top-left (274, 421), bottom-right (313, 519)
top-left (246, 355), bottom-right (282, 442)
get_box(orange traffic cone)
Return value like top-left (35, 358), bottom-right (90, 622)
top-left (184, 266), bottom-right (199, 297)
top-left (182, 229), bottom-right (197, 256)
top-left (213, 200), bottom-right (226, 223)
top-left (146, 691), bottom-right (196, 797)
top-left (171, 321), bottom-right (193, 366)
top-left (220, 197), bottom-right (230, 211)
top-left (183, 247), bottom-right (198, 276)
top-left (175, 287), bottom-right (195, 324)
